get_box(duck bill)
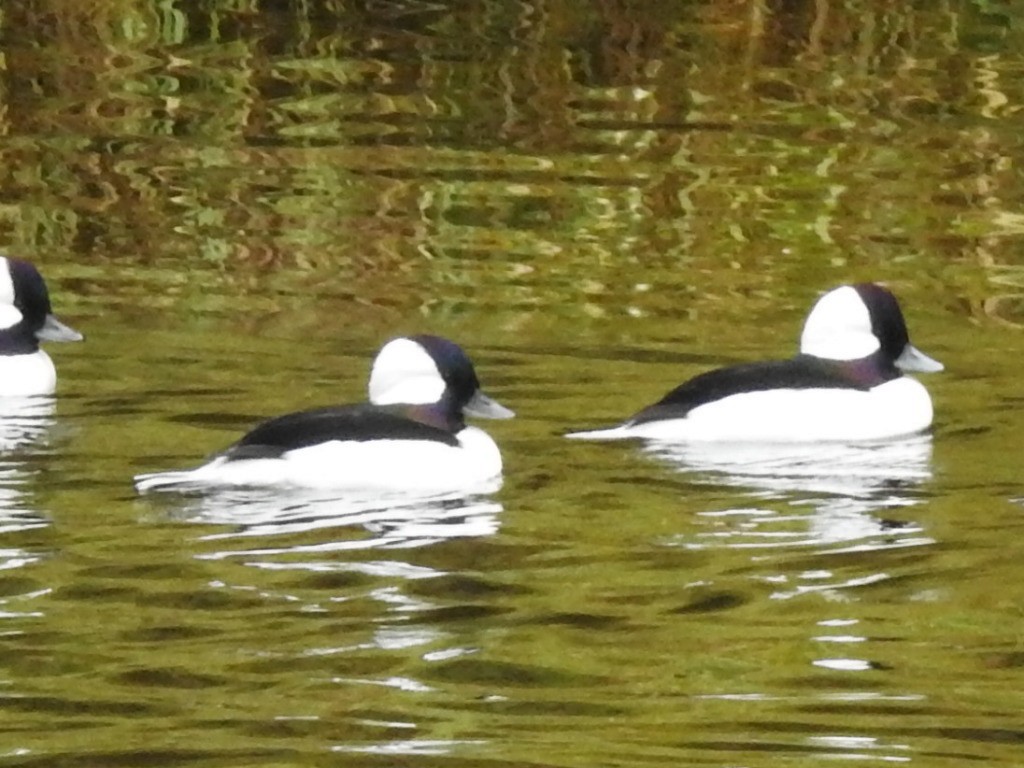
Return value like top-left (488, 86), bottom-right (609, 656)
top-left (896, 344), bottom-right (943, 373)
top-left (37, 314), bottom-right (84, 343)
top-left (464, 390), bottom-right (515, 419)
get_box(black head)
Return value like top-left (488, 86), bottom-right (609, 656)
top-left (409, 334), bottom-right (481, 410)
top-left (0, 258), bottom-right (54, 353)
top-left (852, 283), bottom-right (910, 362)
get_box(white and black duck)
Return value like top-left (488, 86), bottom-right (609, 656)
top-left (134, 335), bottom-right (514, 492)
top-left (0, 256), bottom-right (82, 397)
top-left (566, 284), bottom-right (943, 442)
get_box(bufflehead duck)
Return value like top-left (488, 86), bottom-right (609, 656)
top-left (0, 256), bottom-right (82, 397)
top-left (566, 283), bottom-right (943, 442)
top-left (134, 335), bottom-right (514, 492)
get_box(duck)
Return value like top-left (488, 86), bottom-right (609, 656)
top-left (0, 256), bottom-right (83, 397)
top-left (134, 334), bottom-right (514, 492)
top-left (565, 283), bottom-right (943, 442)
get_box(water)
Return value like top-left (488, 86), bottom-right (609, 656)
top-left (2, 2), bottom-right (1024, 766)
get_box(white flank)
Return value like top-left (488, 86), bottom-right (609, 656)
top-left (135, 426), bottom-right (503, 493)
top-left (567, 378), bottom-right (933, 443)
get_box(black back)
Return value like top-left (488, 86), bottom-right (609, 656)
top-left (223, 402), bottom-right (461, 461)
top-left (629, 353), bottom-right (900, 425)
top-left (0, 259), bottom-right (52, 355)
top-left (220, 335), bottom-right (490, 462)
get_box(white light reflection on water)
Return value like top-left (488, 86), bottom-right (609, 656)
top-left (0, 461), bottom-right (49, 542)
top-left (329, 676), bottom-right (433, 693)
top-left (768, 571), bottom-right (891, 601)
top-left (807, 734), bottom-right (912, 762)
top-left (242, 560), bottom-right (441, 579)
top-left (373, 624), bottom-right (445, 651)
top-left (813, 658), bottom-right (874, 671)
top-left (331, 738), bottom-right (487, 756)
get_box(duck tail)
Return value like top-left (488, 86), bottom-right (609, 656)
top-left (563, 424), bottom-right (635, 441)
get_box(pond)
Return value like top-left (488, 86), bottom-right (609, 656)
top-left (2, 2), bottom-right (1024, 767)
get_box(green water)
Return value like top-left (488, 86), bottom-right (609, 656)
top-left (2, 2), bottom-right (1024, 766)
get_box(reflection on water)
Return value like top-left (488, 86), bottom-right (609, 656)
top-left (151, 484), bottom-right (503, 554)
top-left (0, 399), bottom-right (56, 565)
top-left (331, 738), bottom-right (487, 757)
top-left (646, 434), bottom-right (945, 764)
top-left (646, 435), bottom-right (934, 499)
top-left (0, 461), bottom-right (48, 536)
top-left (0, 403), bottom-right (53, 638)
top-left (651, 435), bottom-right (934, 553)
top-left (0, 397), bottom-right (57, 453)
top-left (3, 2), bottom-right (1024, 767)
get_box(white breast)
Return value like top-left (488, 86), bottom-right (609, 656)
top-left (0, 352), bottom-right (57, 397)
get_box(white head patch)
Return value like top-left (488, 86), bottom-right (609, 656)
top-left (0, 259), bottom-right (21, 330)
top-left (799, 285), bottom-right (880, 360)
top-left (368, 337), bottom-right (446, 405)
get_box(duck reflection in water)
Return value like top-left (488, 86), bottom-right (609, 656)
top-left (0, 397), bottom-right (60, 452)
top-left (647, 434), bottom-right (933, 499)
top-left (0, 460), bottom-right (48, 608)
top-left (0, 458), bottom-right (50, 539)
top-left (0, 398), bottom-right (73, 537)
top-left (0, 421), bottom-right (58, 569)
top-left (653, 435), bottom-right (935, 553)
top-left (156, 482), bottom-right (503, 553)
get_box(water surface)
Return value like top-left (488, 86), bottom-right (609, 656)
top-left (2, 3), bottom-right (1024, 767)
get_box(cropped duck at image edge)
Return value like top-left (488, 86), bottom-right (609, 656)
top-left (0, 256), bottom-right (83, 397)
